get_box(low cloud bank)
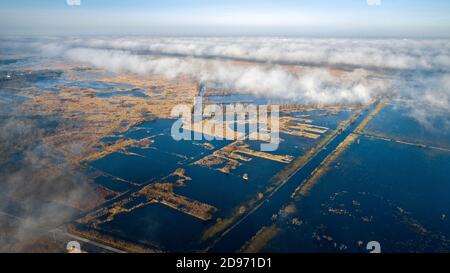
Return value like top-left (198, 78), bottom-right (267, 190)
top-left (65, 47), bottom-right (384, 105)
top-left (399, 72), bottom-right (450, 132)
top-left (45, 37), bottom-right (450, 71)
top-left (36, 36), bottom-right (449, 129)
top-left (31, 36), bottom-right (450, 127)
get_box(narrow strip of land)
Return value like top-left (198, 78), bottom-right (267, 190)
top-left (293, 97), bottom-right (389, 197)
top-left (362, 132), bottom-right (450, 153)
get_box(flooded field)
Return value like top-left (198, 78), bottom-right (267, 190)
top-left (1, 36), bottom-right (449, 253)
top-left (73, 103), bottom-right (353, 251)
top-left (241, 98), bottom-right (450, 253)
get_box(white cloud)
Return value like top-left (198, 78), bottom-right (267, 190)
top-left (45, 37), bottom-right (450, 71)
top-left (33, 36), bottom-right (450, 116)
top-left (400, 73), bottom-right (450, 131)
top-left (63, 47), bottom-right (386, 105)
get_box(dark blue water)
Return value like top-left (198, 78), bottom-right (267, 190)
top-left (87, 110), bottom-right (359, 252)
top-left (90, 149), bottom-right (181, 184)
top-left (100, 136), bottom-right (122, 143)
top-left (208, 107), bottom-right (370, 252)
top-left (96, 89), bottom-right (148, 98)
top-left (246, 134), bottom-right (317, 158)
top-left (207, 94), bottom-right (269, 105)
top-left (33, 75), bottom-right (145, 96)
top-left (99, 202), bottom-right (207, 251)
top-left (292, 109), bottom-right (353, 130)
top-left (263, 136), bottom-right (450, 253)
top-left (365, 103), bottom-right (450, 150)
top-left (94, 175), bottom-right (135, 194)
top-left (68, 80), bottom-right (134, 91)
top-left (73, 69), bottom-right (114, 80)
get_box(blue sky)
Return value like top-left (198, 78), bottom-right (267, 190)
top-left (1, 0), bottom-right (450, 36)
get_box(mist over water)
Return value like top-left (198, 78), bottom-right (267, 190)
top-left (0, 64), bottom-right (98, 251)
